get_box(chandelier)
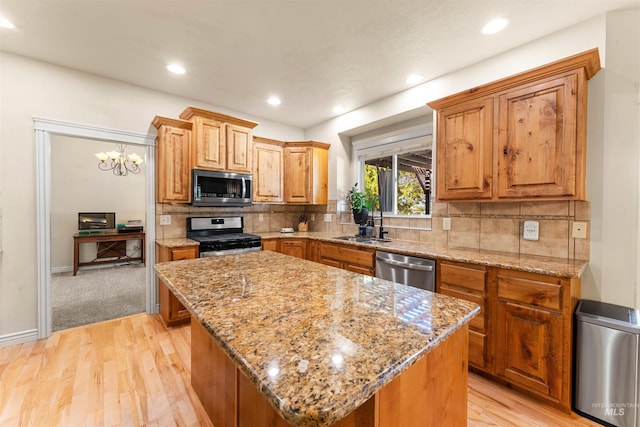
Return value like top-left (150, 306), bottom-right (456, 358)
top-left (95, 144), bottom-right (143, 176)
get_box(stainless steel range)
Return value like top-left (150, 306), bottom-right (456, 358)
top-left (187, 216), bottom-right (262, 257)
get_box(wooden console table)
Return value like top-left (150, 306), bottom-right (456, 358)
top-left (73, 231), bottom-right (145, 275)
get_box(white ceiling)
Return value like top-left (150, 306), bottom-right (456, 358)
top-left (0, 0), bottom-right (638, 129)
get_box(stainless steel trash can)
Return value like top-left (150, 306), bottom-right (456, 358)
top-left (575, 299), bottom-right (640, 427)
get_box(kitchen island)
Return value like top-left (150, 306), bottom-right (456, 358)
top-left (155, 250), bottom-right (479, 427)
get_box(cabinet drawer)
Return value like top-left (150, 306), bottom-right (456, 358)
top-left (171, 247), bottom-right (198, 260)
top-left (317, 257), bottom-right (341, 269)
top-left (343, 263), bottom-right (375, 276)
top-left (468, 329), bottom-right (486, 369)
top-left (497, 273), bottom-right (562, 311)
top-left (319, 244), bottom-right (375, 268)
top-left (440, 286), bottom-right (485, 331)
top-left (440, 263), bottom-right (486, 292)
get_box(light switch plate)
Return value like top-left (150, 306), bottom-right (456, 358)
top-left (159, 215), bottom-right (171, 225)
top-left (258, 213), bottom-right (264, 222)
top-left (442, 217), bottom-right (451, 231)
top-left (523, 220), bottom-right (539, 241)
top-left (324, 214), bottom-right (332, 222)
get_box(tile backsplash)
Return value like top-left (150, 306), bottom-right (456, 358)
top-left (156, 200), bottom-right (589, 261)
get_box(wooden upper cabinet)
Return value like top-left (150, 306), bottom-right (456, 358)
top-left (428, 48), bottom-right (600, 202)
top-left (284, 141), bottom-right (329, 204)
top-left (253, 137), bottom-right (284, 203)
top-left (497, 73), bottom-right (581, 199)
top-left (152, 116), bottom-right (193, 203)
top-left (191, 116), bottom-right (225, 170)
top-left (436, 97), bottom-right (494, 200)
top-left (284, 146), bottom-right (312, 203)
top-left (179, 106), bottom-right (258, 173)
top-left (226, 124), bottom-right (253, 173)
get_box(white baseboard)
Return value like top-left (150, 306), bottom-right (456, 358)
top-left (0, 329), bottom-right (38, 348)
top-left (51, 266), bottom-right (72, 274)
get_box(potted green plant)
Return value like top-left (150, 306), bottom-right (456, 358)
top-left (347, 184), bottom-right (375, 225)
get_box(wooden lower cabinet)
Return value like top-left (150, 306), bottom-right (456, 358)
top-left (438, 260), bottom-right (578, 412)
top-left (437, 261), bottom-right (488, 370)
top-left (261, 238), bottom-right (278, 252)
top-left (492, 268), bottom-right (576, 411)
top-left (279, 238), bottom-right (307, 259)
top-left (156, 243), bottom-right (198, 326)
top-left (317, 242), bottom-right (375, 276)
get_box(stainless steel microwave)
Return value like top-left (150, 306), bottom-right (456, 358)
top-left (192, 169), bottom-right (253, 207)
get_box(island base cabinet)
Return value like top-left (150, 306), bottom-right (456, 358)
top-left (191, 319), bottom-right (470, 427)
top-left (191, 320), bottom-right (237, 427)
top-left (378, 324), bottom-right (468, 427)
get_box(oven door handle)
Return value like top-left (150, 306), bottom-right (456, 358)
top-left (376, 256), bottom-right (434, 272)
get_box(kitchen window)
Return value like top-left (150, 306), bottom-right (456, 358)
top-left (352, 117), bottom-right (433, 217)
top-left (362, 149), bottom-right (432, 215)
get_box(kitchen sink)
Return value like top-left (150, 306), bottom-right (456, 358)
top-left (333, 235), bottom-right (392, 244)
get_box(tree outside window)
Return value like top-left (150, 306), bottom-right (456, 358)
top-left (363, 148), bottom-right (432, 216)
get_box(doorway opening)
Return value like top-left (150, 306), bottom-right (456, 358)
top-left (50, 135), bottom-right (147, 331)
top-left (34, 117), bottom-right (157, 338)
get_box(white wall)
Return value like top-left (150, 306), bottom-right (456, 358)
top-left (50, 135), bottom-right (146, 270)
top-left (306, 12), bottom-right (639, 307)
top-left (583, 10), bottom-right (640, 305)
top-left (306, 14), bottom-right (608, 200)
top-left (0, 53), bottom-right (303, 337)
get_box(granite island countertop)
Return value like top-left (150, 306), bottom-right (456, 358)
top-left (258, 231), bottom-right (588, 278)
top-left (155, 250), bottom-right (479, 426)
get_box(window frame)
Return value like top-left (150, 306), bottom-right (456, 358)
top-left (351, 120), bottom-right (433, 218)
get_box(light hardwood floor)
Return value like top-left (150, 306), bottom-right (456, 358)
top-left (0, 313), bottom-right (600, 427)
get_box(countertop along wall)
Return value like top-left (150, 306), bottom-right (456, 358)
top-left (0, 52), bottom-right (304, 339)
top-left (305, 12), bottom-right (640, 308)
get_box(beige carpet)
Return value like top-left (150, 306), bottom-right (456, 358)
top-left (52, 263), bottom-right (146, 331)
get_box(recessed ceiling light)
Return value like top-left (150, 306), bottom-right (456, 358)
top-left (482, 18), bottom-right (509, 35)
top-left (0, 16), bottom-right (16, 29)
top-left (405, 74), bottom-right (424, 84)
top-left (267, 96), bottom-right (281, 106)
top-left (166, 63), bottom-right (186, 75)
top-left (333, 105), bottom-right (346, 114)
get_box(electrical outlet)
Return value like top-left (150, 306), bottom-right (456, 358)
top-left (324, 214), bottom-right (332, 222)
top-left (258, 214), bottom-right (264, 222)
top-left (442, 217), bottom-right (451, 231)
top-left (311, 214), bottom-right (315, 221)
top-left (159, 215), bottom-right (171, 225)
top-left (523, 220), bottom-right (539, 241)
top-left (572, 221), bottom-right (588, 239)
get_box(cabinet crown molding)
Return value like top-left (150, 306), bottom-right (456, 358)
top-left (285, 140), bottom-right (331, 149)
top-left (152, 116), bottom-right (193, 130)
top-left (179, 106), bottom-right (259, 129)
top-left (253, 136), bottom-right (286, 146)
top-left (428, 48), bottom-right (601, 110)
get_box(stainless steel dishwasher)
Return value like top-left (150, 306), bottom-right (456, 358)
top-left (375, 251), bottom-right (436, 291)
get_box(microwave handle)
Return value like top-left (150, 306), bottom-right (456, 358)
top-left (242, 177), bottom-right (246, 198)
